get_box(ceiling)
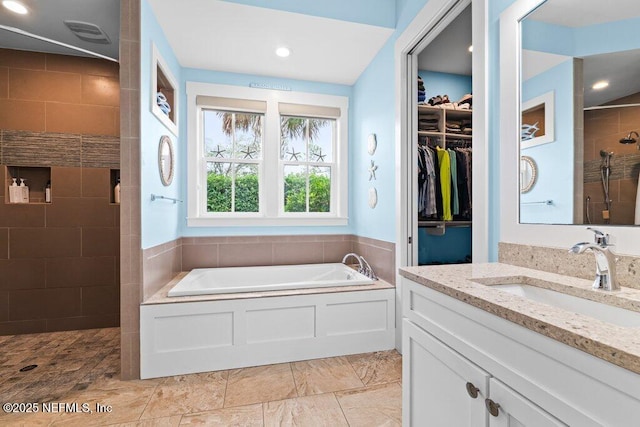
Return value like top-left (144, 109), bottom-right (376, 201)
top-left (0, 0), bottom-right (119, 61)
top-left (148, 0), bottom-right (394, 85)
top-left (417, 5), bottom-right (471, 76)
top-left (530, 0), bottom-right (640, 28)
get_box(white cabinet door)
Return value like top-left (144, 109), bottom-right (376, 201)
top-left (487, 379), bottom-right (567, 427)
top-left (403, 319), bottom-right (489, 426)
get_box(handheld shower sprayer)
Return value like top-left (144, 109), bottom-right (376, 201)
top-left (619, 131), bottom-right (639, 147)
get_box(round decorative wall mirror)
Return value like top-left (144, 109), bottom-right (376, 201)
top-left (158, 135), bottom-right (174, 186)
top-left (520, 155), bottom-right (537, 193)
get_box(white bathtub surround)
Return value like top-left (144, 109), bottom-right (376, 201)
top-left (167, 263), bottom-right (374, 297)
top-left (141, 272), bottom-right (394, 378)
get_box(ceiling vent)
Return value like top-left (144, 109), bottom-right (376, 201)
top-left (64, 20), bottom-right (111, 44)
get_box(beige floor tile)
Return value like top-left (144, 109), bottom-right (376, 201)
top-left (140, 371), bottom-right (228, 419)
top-left (224, 363), bottom-right (297, 408)
top-left (263, 393), bottom-right (348, 427)
top-left (51, 386), bottom-right (157, 426)
top-left (109, 415), bottom-right (182, 427)
top-left (291, 356), bottom-right (364, 396)
top-left (335, 382), bottom-right (402, 427)
top-left (346, 350), bottom-right (402, 386)
top-left (180, 403), bottom-right (263, 426)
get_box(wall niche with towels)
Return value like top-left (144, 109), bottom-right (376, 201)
top-left (151, 43), bottom-right (178, 135)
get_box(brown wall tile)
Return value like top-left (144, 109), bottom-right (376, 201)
top-left (46, 54), bottom-right (119, 77)
top-left (0, 291), bottom-right (7, 321)
top-left (45, 288), bottom-right (82, 319)
top-left (9, 289), bottom-right (46, 320)
top-left (44, 197), bottom-right (82, 227)
top-left (0, 319), bottom-right (46, 335)
top-left (2, 130), bottom-right (81, 167)
top-left (0, 67), bottom-right (7, 98)
top-left (0, 99), bottom-right (46, 131)
top-left (0, 259), bottom-right (46, 290)
top-left (323, 240), bottom-right (354, 263)
top-left (51, 167), bottom-right (81, 197)
top-left (0, 49), bottom-right (46, 70)
top-left (82, 227), bottom-right (119, 257)
top-left (82, 168), bottom-right (110, 198)
top-left (181, 244), bottom-right (218, 270)
top-left (0, 201), bottom-right (46, 228)
top-left (82, 75), bottom-right (120, 107)
top-left (78, 198), bottom-right (116, 227)
top-left (46, 256), bottom-right (116, 288)
top-left (218, 243), bottom-right (273, 267)
top-left (9, 69), bottom-right (81, 103)
top-left (272, 241), bottom-right (324, 265)
top-left (9, 227), bottom-right (81, 258)
top-left (0, 228), bottom-right (7, 259)
top-left (82, 285), bottom-right (119, 316)
top-left (46, 103), bottom-right (118, 136)
top-left (46, 313), bottom-right (118, 332)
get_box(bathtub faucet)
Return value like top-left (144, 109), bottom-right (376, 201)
top-left (342, 253), bottom-right (378, 281)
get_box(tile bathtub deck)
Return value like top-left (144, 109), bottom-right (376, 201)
top-left (0, 328), bottom-right (402, 426)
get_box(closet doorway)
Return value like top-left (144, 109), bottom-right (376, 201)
top-left (414, 5), bottom-right (473, 265)
top-left (395, 0), bottom-right (488, 272)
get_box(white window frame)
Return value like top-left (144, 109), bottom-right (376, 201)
top-left (187, 82), bottom-right (349, 227)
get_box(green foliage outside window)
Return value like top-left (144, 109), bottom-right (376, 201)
top-left (207, 172), bottom-right (330, 213)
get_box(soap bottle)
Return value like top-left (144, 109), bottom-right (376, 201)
top-left (9, 178), bottom-right (19, 203)
top-left (114, 177), bottom-right (121, 204)
top-left (19, 178), bottom-right (29, 203)
top-left (45, 180), bottom-right (51, 203)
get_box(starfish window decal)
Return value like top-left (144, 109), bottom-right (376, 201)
top-left (212, 145), bottom-right (226, 158)
top-left (240, 147), bottom-right (256, 159)
top-left (312, 149), bottom-right (326, 162)
top-left (368, 160), bottom-right (378, 181)
top-left (287, 148), bottom-right (301, 161)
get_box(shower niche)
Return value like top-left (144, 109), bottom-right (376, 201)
top-left (4, 166), bottom-right (51, 204)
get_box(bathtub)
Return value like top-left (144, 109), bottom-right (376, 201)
top-left (141, 263), bottom-right (395, 379)
top-left (167, 263), bottom-right (374, 297)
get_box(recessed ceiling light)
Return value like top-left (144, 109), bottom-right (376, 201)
top-left (592, 81), bottom-right (609, 90)
top-left (468, 45), bottom-right (473, 53)
top-left (2, 0), bottom-right (28, 14)
top-left (275, 47), bottom-right (290, 58)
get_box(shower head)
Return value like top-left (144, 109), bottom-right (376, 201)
top-left (619, 131), bottom-right (639, 144)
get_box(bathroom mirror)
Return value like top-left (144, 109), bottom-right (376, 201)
top-left (520, 156), bottom-right (537, 193)
top-left (158, 135), bottom-right (174, 186)
top-left (519, 0), bottom-right (640, 226)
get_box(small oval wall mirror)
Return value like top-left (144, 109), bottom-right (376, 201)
top-left (158, 135), bottom-right (174, 186)
top-left (520, 155), bottom-right (537, 193)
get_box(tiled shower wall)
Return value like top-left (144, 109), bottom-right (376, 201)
top-left (0, 49), bottom-right (120, 335)
top-left (583, 92), bottom-right (640, 224)
top-left (142, 235), bottom-right (396, 301)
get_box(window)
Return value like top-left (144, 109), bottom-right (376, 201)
top-left (187, 83), bottom-right (348, 226)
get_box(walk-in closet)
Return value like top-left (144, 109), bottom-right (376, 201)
top-left (414, 4), bottom-right (473, 265)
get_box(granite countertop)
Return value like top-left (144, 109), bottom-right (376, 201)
top-left (399, 262), bottom-right (640, 375)
top-left (143, 272), bottom-right (394, 305)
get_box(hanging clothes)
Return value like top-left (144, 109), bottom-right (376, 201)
top-left (436, 147), bottom-right (452, 221)
top-left (448, 148), bottom-right (459, 216)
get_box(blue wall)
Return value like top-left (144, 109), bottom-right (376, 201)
top-left (418, 70), bottom-right (472, 103)
top-left (141, 0), bottom-right (183, 249)
top-left (521, 59), bottom-right (574, 224)
top-left (350, 0), bottom-right (430, 243)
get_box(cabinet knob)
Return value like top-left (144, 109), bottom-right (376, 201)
top-left (485, 398), bottom-right (500, 417)
top-left (465, 382), bottom-right (479, 399)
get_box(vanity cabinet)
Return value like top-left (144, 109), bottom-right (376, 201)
top-left (404, 319), bottom-right (564, 426)
top-left (401, 277), bottom-right (640, 426)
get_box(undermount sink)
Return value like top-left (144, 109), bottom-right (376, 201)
top-left (493, 284), bottom-right (640, 328)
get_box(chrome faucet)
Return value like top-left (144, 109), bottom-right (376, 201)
top-left (342, 253), bottom-right (378, 280)
top-left (568, 228), bottom-right (619, 291)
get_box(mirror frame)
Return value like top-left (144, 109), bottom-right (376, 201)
top-left (499, 0), bottom-right (639, 256)
top-left (158, 135), bottom-right (174, 186)
top-left (520, 156), bottom-right (537, 193)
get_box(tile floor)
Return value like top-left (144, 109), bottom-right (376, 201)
top-left (0, 328), bottom-right (402, 426)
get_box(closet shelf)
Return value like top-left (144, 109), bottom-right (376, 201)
top-left (418, 220), bottom-right (472, 227)
top-left (418, 131), bottom-right (472, 139)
